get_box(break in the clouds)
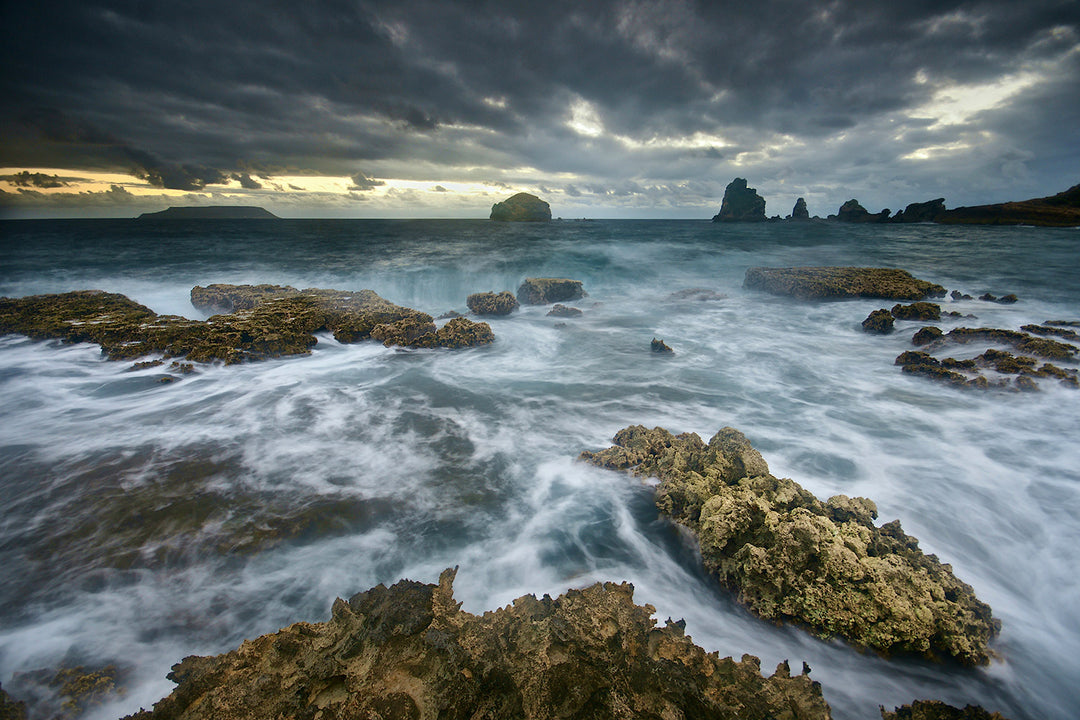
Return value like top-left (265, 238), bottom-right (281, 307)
top-left (1, 0), bottom-right (1077, 217)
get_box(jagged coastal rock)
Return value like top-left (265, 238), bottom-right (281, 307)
top-left (862, 309), bottom-right (895, 334)
top-left (121, 568), bottom-right (832, 720)
top-left (834, 199), bottom-right (890, 223)
top-left (744, 267), bottom-right (946, 301)
top-left (516, 277), bottom-right (586, 305)
top-left (895, 325), bottom-right (1079, 391)
top-left (712, 178), bottom-right (766, 222)
top-left (880, 700), bottom-right (1011, 720)
top-left (137, 206), bottom-right (278, 220)
top-left (489, 192), bottom-right (552, 222)
top-left (466, 291), bottom-right (520, 316)
top-left (790, 197), bottom-right (810, 220)
top-left (893, 199), bottom-right (946, 224)
top-left (937, 183), bottom-right (1080, 227)
top-left (580, 425), bottom-right (1000, 664)
top-left (0, 285), bottom-right (493, 363)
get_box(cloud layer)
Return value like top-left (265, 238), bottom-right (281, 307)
top-left (1, 0), bottom-right (1077, 217)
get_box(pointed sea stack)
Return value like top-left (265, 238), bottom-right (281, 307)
top-left (489, 192), bottom-right (552, 222)
top-left (712, 178), bottom-right (766, 222)
top-left (790, 197), bottom-right (810, 220)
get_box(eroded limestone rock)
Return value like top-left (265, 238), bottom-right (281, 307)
top-left (862, 309), bottom-right (895, 334)
top-left (122, 569), bottom-right (832, 720)
top-left (579, 426), bottom-right (1000, 665)
top-left (516, 278), bottom-right (585, 305)
top-left (467, 291), bottom-right (519, 316)
top-left (744, 267), bottom-right (946, 301)
top-left (880, 700), bottom-right (1011, 720)
top-left (0, 285), bottom-right (492, 364)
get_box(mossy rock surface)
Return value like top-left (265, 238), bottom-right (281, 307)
top-left (744, 267), bottom-right (946, 301)
top-left (516, 277), bottom-right (585, 305)
top-left (0, 285), bottom-right (492, 364)
top-left (466, 291), bottom-right (519, 316)
top-left (880, 699), bottom-right (1011, 720)
top-left (580, 425), bottom-right (1000, 665)
top-left (122, 569), bottom-right (832, 720)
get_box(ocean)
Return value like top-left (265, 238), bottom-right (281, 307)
top-left (0, 218), bottom-right (1077, 719)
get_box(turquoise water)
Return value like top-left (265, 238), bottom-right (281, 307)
top-left (1, 219), bottom-right (1078, 719)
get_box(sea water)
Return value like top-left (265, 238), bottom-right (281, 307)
top-left (0, 218), bottom-right (1077, 719)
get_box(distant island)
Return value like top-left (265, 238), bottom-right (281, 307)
top-left (490, 192), bottom-right (551, 222)
top-left (137, 206), bottom-right (279, 220)
top-left (711, 178), bottom-right (1080, 227)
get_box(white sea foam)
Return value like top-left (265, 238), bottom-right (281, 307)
top-left (1, 220), bottom-right (1078, 719)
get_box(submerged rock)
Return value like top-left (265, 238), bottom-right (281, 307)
top-left (0, 285), bottom-right (491, 364)
top-left (892, 302), bottom-right (942, 322)
top-left (579, 426), bottom-right (1000, 664)
top-left (912, 326), bottom-right (944, 346)
top-left (943, 328), bottom-right (1078, 361)
top-left (666, 288), bottom-right (729, 302)
top-left (0, 684), bottom-right (26, 720)
top-left (516, 278), bottom-right (586, 305)
top-left (5, 664), bottom-right (123, 720)
top-left (466, 291), bottom-right (519, 316)
top-left (489, 192), bottom-right (552, 221)
top-left (122, 568), bottom-right (832, 720)
top-left (744, 267), bottom-right (946, 301)
top-left (547, 304), bottom-right (582, 318)
top-left (880, 699), bottom-right (1011, 720)
top-left (651, 338), bottom-right (674, 354)
top-left (862, 309), bottom-right (895, 334)
top-left (712, 178), bottom-right (767, 222)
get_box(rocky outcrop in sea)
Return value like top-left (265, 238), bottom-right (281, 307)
top-left (120, 568), bottom-right (832, 720)
top-left (489, 192), bottom-right (552, 222)
top-left (580, 425), bottom-right (1000, 664)
top-left (0, 284), bottom-right (493, 364)
top-left (516, 278), bottom-right (586, 305)
top-left (712, 178), bottom-right (766, 222)
top-left (466, 291), bottom-right (520, 315)
top-left (744, 267), bottom-right (946, 301)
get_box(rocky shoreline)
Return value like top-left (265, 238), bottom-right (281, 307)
top-left (711, 177), bottom-right (1080, 226)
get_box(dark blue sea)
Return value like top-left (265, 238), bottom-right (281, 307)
top-left (1, 218), bottom-right (1078, 719)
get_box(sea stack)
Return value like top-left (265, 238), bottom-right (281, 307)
top-left (791, 197), bottom-right (810, 220)
top-left (712, 178), bottom-right (766, 222)
top-left (489, 192), bottom-right (552, 222)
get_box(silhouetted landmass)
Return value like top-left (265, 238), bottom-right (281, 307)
top-left (489, 192), bottom-right (551, 221)
top-left (137, 206), bottom-right (278, 220)
top-left (712, 178), bottom-right (766, 222)
top-left (937, 184), bottom-right (1080, 227)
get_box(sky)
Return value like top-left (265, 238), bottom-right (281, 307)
top-left (1, 0), bottom-right (1078, 219)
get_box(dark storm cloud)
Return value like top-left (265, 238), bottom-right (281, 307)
top-left (0, 171), bottom-right (69, 188)
top-left (0, 0), bottom-right (1076, 212)
top-left (350, 172), bottom-right (386, 191)
top-left (232, 173), bottom-right (263, 190)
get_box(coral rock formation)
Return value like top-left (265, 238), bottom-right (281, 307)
top-left (0, 285), bottom-right (492, 364)
top-left (880, 700), bottom-right (1011, 720)
top-left (862, 309), bottom-right (895, 334)
top-left (466, 291), bottom-right (520, 316)
top-left (579, 426), bottom-right (1000, 664)
top-left (516, 278), bottom-right (586, 305)
top-left (122, 569), bottom-right (832, 720)
top-left (744, 267), bottom-right (946, 301)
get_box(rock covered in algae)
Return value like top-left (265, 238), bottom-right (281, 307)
top-left (0, 285), bottom-right (492, 364)
top-left (122, 568), bottom-right (831, 720)
top-left (891, 302), bottom-right (942, 322)
top-left (579, 426), bottom-right (1000, 665)
top-left (466, 291), bottom-right (519, 316)
top-left (880, 700), bottom-right (1011, 720)
top-left (516, 277), bottom-right (586, 305)
top-left (862, 309), bottom-right (895, 334)
top-left (744, 267), bottom-right (946, 301)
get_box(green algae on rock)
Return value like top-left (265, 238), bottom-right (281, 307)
top-left (580, 426), bottom-right (1000, 665)
top-left (122, 568), bottom-right (831, 720)
top-left (0, 285), bottom-right (493, 364)
top-left (466, 291), bottom-right (519, 316)
top-left (516, 277), bottom-right (586, 305)
top-left (862, 309), bottom-right (895, 334)
top-left (744, 267), bottom-right (946, 301)
top-left (880, 699), bottom-right (1011, 720)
